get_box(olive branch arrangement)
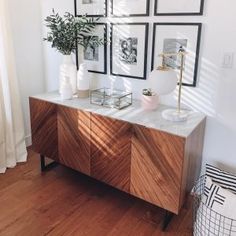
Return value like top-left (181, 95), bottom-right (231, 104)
top-left (44, 10), bottom-right (104, 55)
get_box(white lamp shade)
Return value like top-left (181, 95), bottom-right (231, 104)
top-left (149, 69), bottom-right (178, 95)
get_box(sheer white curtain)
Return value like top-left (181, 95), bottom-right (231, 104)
top-left (0, 0), bottom-right (27, 173)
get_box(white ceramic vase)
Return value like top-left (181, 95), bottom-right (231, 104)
top-left (77, 62), bottom-right (90, 98)
top-left (59, 55), bottom-right (77, 94)
top-left (61, 76), bottom-right (73, 100)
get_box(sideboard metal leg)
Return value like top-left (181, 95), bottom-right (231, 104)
top-left (162, 210), bottom-right (174, 231)
top-left (40, 155), bottom-right (58, 172)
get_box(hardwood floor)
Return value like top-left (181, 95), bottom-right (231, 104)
top-left (0, 149), bottom-right (193, 236)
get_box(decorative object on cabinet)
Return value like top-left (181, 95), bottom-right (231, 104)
top-left (44, 11), bottom-right (102, 94)
top-left (77, 63), bottom-right (90, 98)
top-left (75, 0), bottom-right (107, 17)
top-left (151, 51), bottom-right (190, 122)
top-left (110, 23), bottom-right (149, 80)
top-left (76, 23), bottom-right (107, 74)
top-left (61, 76), bottom-right (73, 100)
top-left (141, 89), bottom-right (159, 110)
top-left (111, 0), bottom-right (150, 17)
top-left (154, 0), bottom-right (204, 16)
top-left (59, 55), bottom-right (77, 94)
top-left (149, 56), bottom-right (178, 95)
top-left (90, 88), bottom-right (132, 109)
top-left (29, 92), bottom-right (206, 230)
top-left (151, 23), bottom-right (202, 87)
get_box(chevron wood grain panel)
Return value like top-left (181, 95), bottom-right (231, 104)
top-left (130, 125), bottom-right (185, 214)
top-left (58, 105), bottom-right (91, 175)
top-left (29, 98), bottom-right (58, 161)
top-left (90, 114), bottom-right (132, 192)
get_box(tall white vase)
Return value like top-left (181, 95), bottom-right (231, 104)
top-left (59, 55), bottom-right (77, 94)
top-left (61, 76), bottom-right (73, 101)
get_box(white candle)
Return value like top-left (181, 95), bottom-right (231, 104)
top-left (77, 63), bottom-right (90, 91)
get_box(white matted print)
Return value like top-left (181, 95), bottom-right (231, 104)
top-left (111, 0), bottom-right (150, 17)
top-left (81, 23), bottom-right (107, 74)
top-left (151, 23), bottom-right (202, 86)
top-left (111, 23), bottom-right (149, 80)
top-left (155, 0), bottom-right (204, 15)
top-left (76, 0), bottom-right (107, 16)
top-left (163, 39), bottom-right (188, 69)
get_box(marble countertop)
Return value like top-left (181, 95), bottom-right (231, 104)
top-left (30, 92), bottom-right (206, 138)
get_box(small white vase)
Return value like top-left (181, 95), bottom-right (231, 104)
top-left (77, 62), bottom-right (90, 98)
top-left (59, 55), bottom-right (77, 94)
top-left (61, 76), bottom-right (73, 100)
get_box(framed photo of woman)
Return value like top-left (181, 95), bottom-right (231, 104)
top-left (110, 23), bottom-right (149, 80)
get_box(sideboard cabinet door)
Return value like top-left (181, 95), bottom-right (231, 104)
top-left (130, 125), bottom-right (185, 214)
top-left (29, 98), bottom-right (58, 161)
top-left (58, 105), bottom-right (91, 175)
top-left (90, 114), bottom-right (132, 192)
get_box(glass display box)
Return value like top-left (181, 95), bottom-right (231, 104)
top-left (90, 88), bottom-right (132, 110)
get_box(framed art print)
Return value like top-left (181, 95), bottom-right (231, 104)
top-left (75, 0), bottom-right (107, 17)
top-left (111, 0), bottom-right (150, 17)
top-left (151, 23), bottom-right (202, 87)
top-left (77, 23), bottom-right (107, 74)
top-left (110, 23), bottom-right (149, 80)
top-left (154, 0), bottom-right (204, 16)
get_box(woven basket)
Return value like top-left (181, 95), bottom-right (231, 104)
top-left (193, 175), bottom-right (236, 236)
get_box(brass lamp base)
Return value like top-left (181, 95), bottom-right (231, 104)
top-left (162, 109), bottom-right (189, 122)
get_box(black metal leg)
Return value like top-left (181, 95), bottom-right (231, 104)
top-left (162, 210), bottom-right (174, 231)
top-left (40, 155), bottom-right (58, 172)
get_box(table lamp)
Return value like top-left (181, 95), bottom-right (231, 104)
top-left (149, 51), bottom-right (189, 122)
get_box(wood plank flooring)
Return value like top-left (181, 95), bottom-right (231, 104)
top-left (0, 149), bottom-right (193, 236)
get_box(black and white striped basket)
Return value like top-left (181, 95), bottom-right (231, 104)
top-left (193, 175), bottom-right (236, 236)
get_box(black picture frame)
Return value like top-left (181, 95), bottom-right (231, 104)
top-left (154, 0), bottom-right (204, 16)
top-left (76, 23), bottom-right (108, 74)
top-left (111, 0), bottom-right (150, 17)
top-left (110, 23), bottom-right (149, 80)
top-left (74, 0), bottom-right (108, 17)
top-left (151, 23), bottom-right (202, 87)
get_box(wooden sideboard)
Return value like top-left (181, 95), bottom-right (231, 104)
top-left (29, 93), bottom-right (206, 216)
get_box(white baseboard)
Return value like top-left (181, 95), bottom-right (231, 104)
top-left (25, 134), bottom-right (32, 147)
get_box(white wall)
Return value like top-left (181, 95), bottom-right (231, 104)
top-left (8, 0), bottom-right (45, 146)
top-left (13, 0), bottom-right (236, 172)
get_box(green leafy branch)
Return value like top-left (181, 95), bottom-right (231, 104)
top-left (44, 10), bottom-right (104, 55)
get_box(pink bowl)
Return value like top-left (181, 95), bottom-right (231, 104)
top-left (141, 95), bottom-right (159, 110)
